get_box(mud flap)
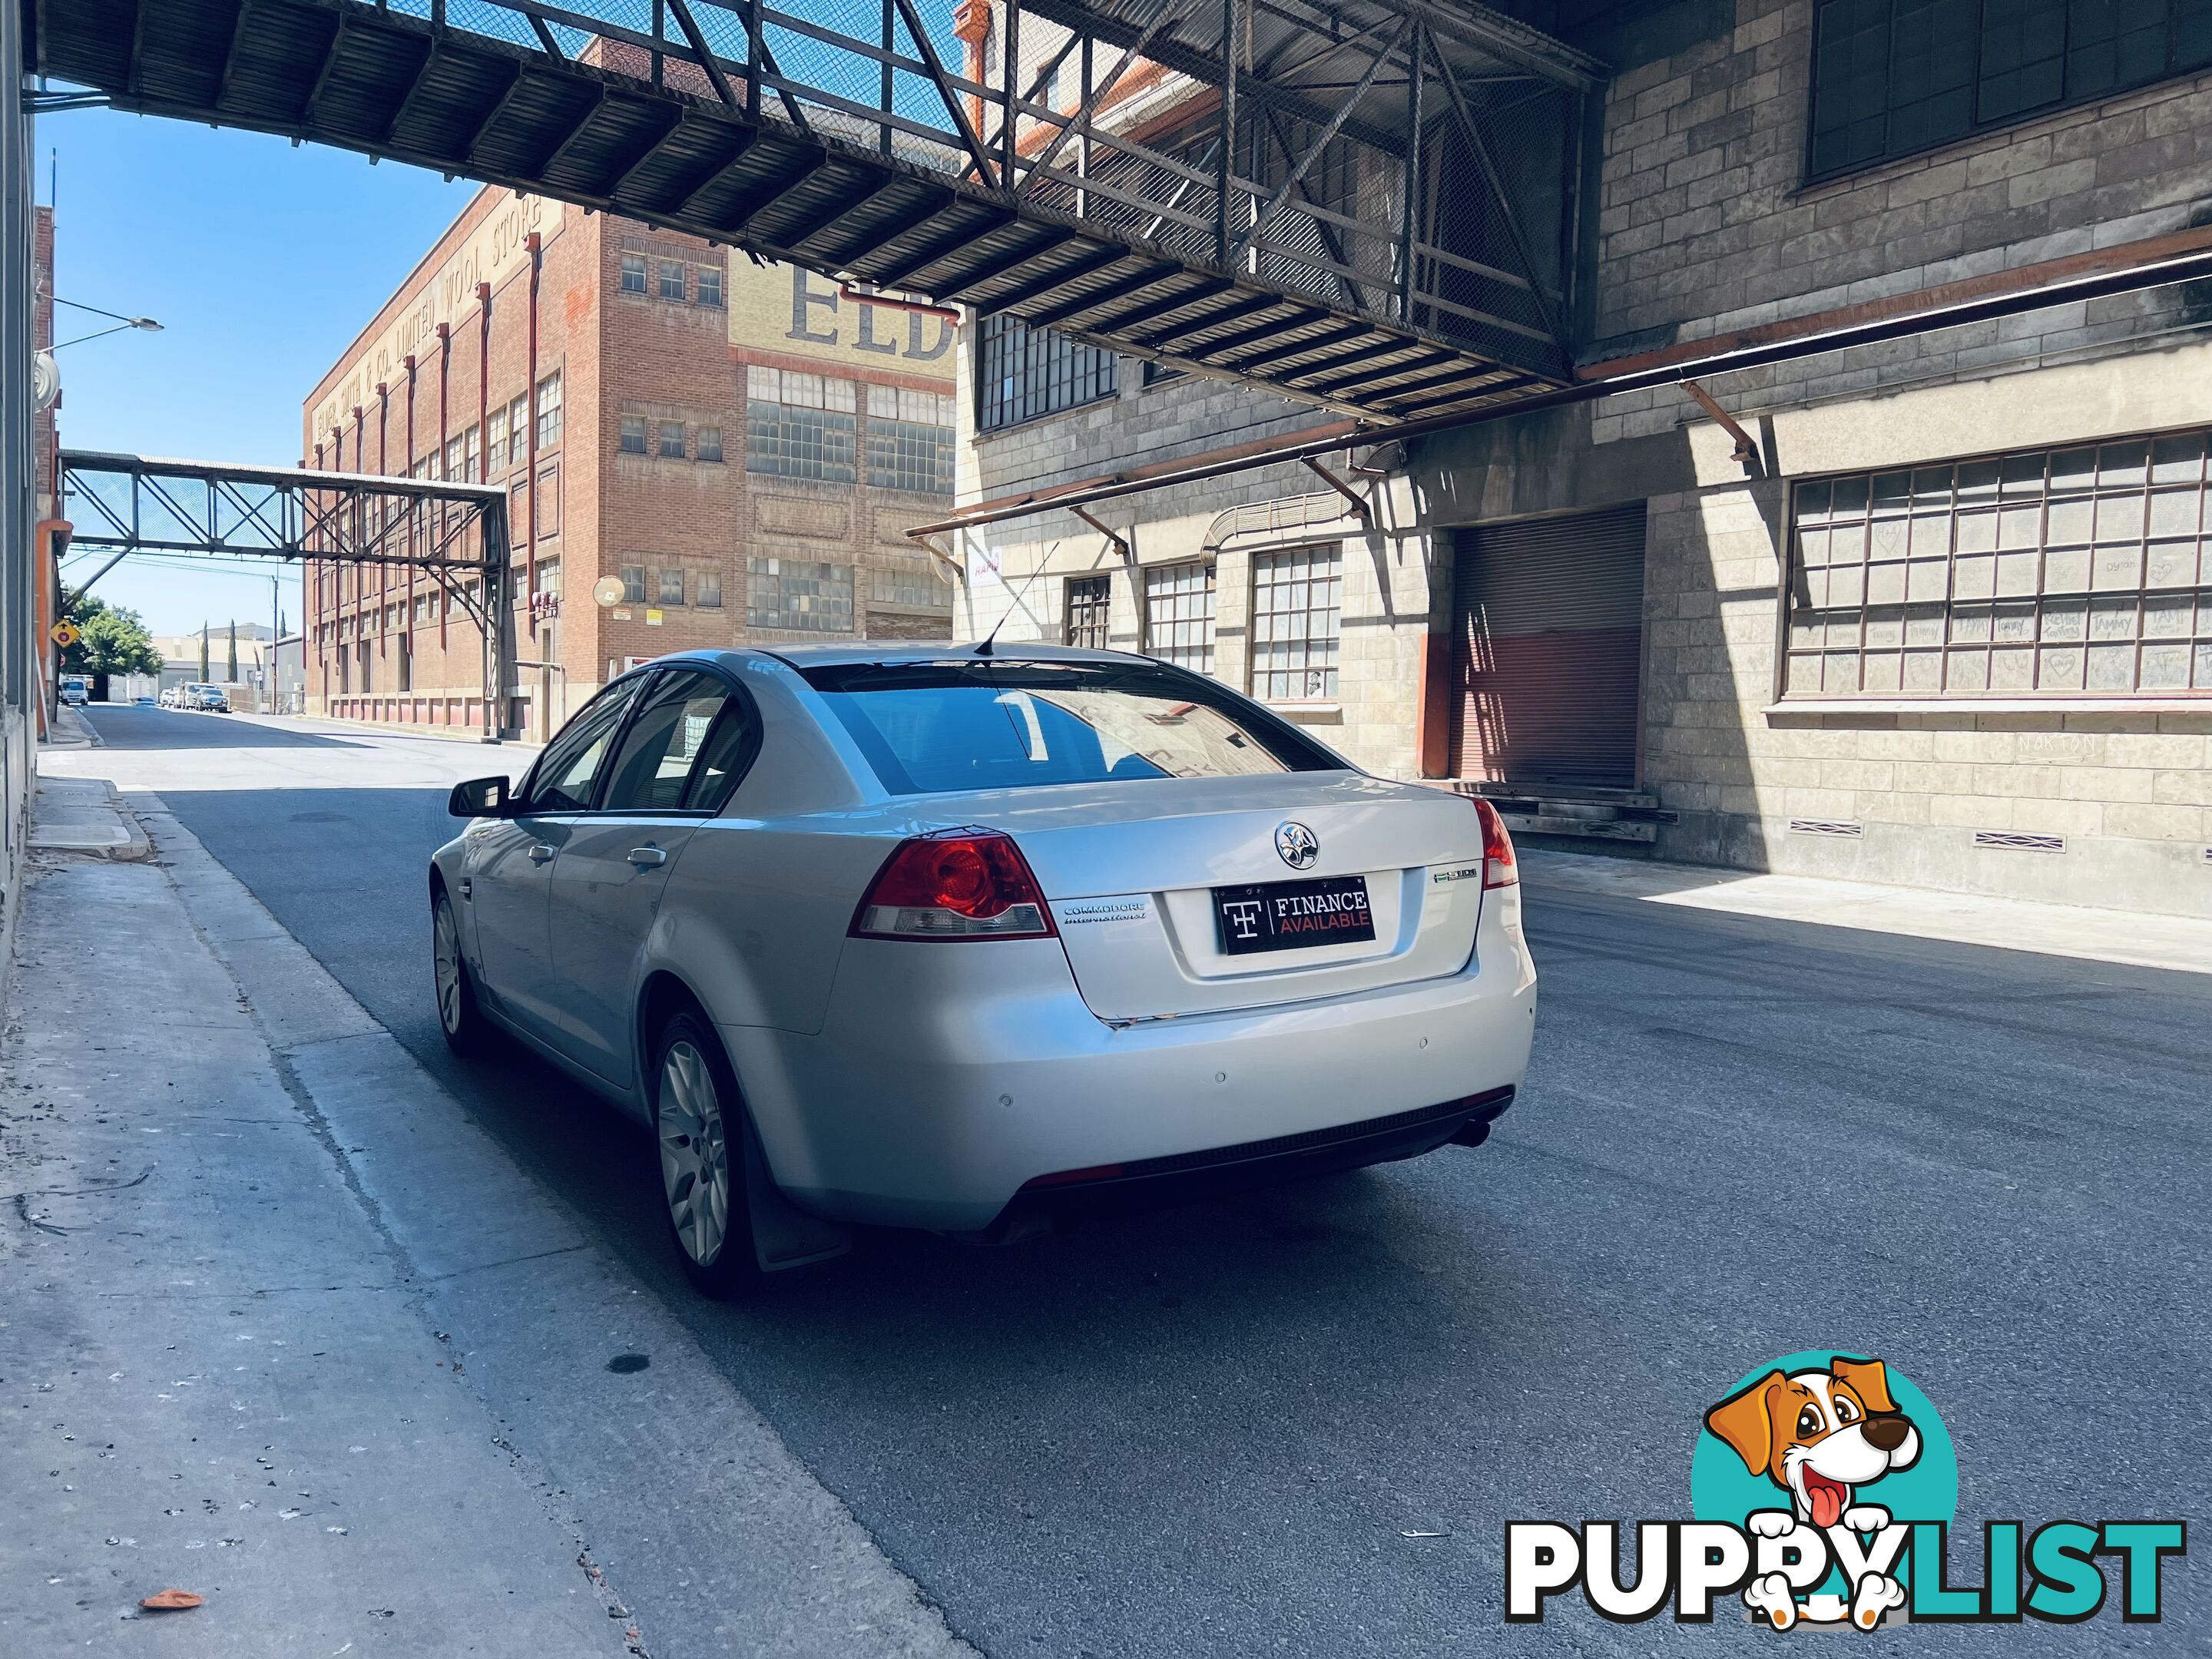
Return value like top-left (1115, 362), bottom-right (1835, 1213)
top-left (740, 1109), bottom-right (850, 1272)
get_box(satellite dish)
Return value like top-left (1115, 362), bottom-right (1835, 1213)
top-left (591, 575), bottom-right (626, 608)
top-left (31, 350), bottom-right (59, 413)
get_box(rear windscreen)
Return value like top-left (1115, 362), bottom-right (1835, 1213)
top-left (800, 659), bottom-right (1344, 795)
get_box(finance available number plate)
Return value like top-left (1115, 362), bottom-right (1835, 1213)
top-left (1212, 876), bottom-right (1375, 956)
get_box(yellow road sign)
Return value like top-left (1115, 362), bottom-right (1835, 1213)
top-left (49, 621), bottom-right (80, 647)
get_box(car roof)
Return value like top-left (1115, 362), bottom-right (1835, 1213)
top-left (639, 642), bottom-right (1156, 676)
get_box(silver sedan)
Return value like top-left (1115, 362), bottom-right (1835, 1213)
top-left (430, 645), bottom-right (1535, 1296)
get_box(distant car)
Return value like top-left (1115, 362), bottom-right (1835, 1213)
top-left (184, 683), bottom-right (230, 713)
top-left (58, 680), bottom-right (88, 707)
top-left (430, 646), bottom-right (1536, 1297)
top-left (134, 695), bottom-right (155, 707)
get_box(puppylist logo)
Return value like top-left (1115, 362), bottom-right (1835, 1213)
top-left (1507, 1351), bottom-right (2187, 1630)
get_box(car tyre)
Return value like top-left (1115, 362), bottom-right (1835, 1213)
top-left (431, 889), bottom-right (493, 1057)
top-left (652, 1010), bottom-right (763, 1300)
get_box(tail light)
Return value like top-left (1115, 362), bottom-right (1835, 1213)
top-left (1472, 797), bottom-right (1518, 889)
top-left (849, 829), bottom-right (1058, 940)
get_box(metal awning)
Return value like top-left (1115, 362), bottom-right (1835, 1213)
top-left (30, 0), bottom-right (1601, 420)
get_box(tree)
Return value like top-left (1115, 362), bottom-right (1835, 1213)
top-left (61, 597), bottom-right (164, 700)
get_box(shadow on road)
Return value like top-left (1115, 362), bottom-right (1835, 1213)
top-left (84, 707), bottom-right (396, 753)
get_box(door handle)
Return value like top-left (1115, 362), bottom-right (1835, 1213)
top-left (628, 846), bottom-right (667, 868)
top-left (528, 843), bottom-right (556, 864)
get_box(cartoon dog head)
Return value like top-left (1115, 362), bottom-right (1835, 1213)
top-left (1704, 1356), bottom-right (1922, 1529)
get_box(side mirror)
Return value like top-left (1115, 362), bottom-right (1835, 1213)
top-left (449, 776), bottom-right (515, 819)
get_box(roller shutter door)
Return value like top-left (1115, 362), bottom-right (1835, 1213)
top-left (1449, 503), bottom-right (1647, 788)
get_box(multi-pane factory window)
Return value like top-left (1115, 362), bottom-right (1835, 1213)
top-left (697, 570), bottom-right (724, 608)
top-left (1064, 573), bottom-right (1111, 648)
top-left (696, 267), bottom-right (724, 309)
top-left (620, 416), bottom-right (649, 455)
top-left (1144, 561), bottom-right (1217, 676)
top-left (657, 568), bottom-right (685, 606)
top-left (443, 435), bottom-right (464, 479)
top-left (658, 421), bottom-right (687, 460)
top-left (864, 385), bottom-right (956, 495)
top-left (536, 370), bottom-right (563, 450)
top-left (659, 260), bottom-right (687, 301)
top-left (487, 407), bottom-right (508, 475)
top-left (696, 426), bottom-right (724, 464)
top-left (621, 565), bottom-right (647, 604)
top-left (507, 395), bottom-right (528, 463)
top-left (976, 314), bottom-right (1118, 432)
top-left (1809, 0), bottom-right (2212, 179)
top-left (1250, 546), bottom-right (1342, 700)
top-left (1785, 428), bottom-right (2212, 698)
top-left (747, 367), bottom-right (857, 484)
top-left (464, 424), bottom-right (481, 481)
top-left (747, 557), bottom-right (854, 633)
top-left (872, 553), bottom-right (952, 609)
top-left (620, 253), bottom-right (647, 294)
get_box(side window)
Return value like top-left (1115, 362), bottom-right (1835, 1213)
top-left (523, 679), bottom-right (644, 813)
top-left (681, 694), bottom-right (765, 811)
top-left (600, 671), bottom-right (738, 813)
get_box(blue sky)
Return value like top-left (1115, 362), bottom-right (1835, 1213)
top-left (44, 108), bottom-right (473, 637)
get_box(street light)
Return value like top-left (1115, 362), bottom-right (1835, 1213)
top-left (51, 296), bottom-right (163, 350)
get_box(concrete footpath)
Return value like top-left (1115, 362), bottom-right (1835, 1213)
top-left (0, 780), bottom-right (638, 1654)
top-left (0, 770), bottom-right (973, 1657)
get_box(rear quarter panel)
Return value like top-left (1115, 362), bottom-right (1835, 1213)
top-left (654, 826), bottom-right (896, 1036)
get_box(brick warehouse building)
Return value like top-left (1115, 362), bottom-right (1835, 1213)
top-left (950, 0), bottom-right (2212, 918)
top-left (301, 187), bottom-right (957, 740)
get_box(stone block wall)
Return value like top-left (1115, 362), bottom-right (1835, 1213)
top-left (1640, 475), bottom-right (2212, 916)
top-left (1588, 0), bottom-right (2212, 445)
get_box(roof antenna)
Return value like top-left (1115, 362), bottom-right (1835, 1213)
top-left (973, 538), bottom-right (1061, 657)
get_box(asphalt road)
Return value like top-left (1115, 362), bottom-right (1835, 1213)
top-left (79, 704), bottom-right (2211, 1654)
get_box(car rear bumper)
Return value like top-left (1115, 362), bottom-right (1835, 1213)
top-left (975, 1084), bottom-right (1515, 1242)
top-left (724, 912), bottom-right (1536, 1232)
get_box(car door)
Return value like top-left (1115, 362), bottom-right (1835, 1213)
top-left (468, 677), bottom-right (644, 1043)
top-left (542, 669), bottom-right (759, 1085)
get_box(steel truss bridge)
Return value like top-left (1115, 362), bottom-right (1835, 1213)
top-left (29, 0), bottom-right (1601, 422)
top-left (58, 451), bottom-right (515, 733)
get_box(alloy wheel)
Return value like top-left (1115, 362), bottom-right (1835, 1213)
top-left (658, 1041), bottom-right (731, 1267)
top-left (432, 899), bottom-right (463, 1035)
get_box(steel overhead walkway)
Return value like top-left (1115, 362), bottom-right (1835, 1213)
top-left (57, 449), bottom-right (518, 737)
top-left (28, 0), bottom-right (1601, 422)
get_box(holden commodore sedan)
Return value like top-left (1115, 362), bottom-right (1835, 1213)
top-left (431, 645), bottom-right (1535, 1296)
